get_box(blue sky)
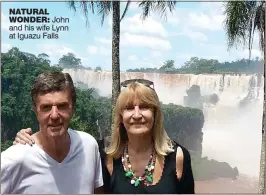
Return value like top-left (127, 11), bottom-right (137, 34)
top-left (1, 1), bottom-right (263, 71)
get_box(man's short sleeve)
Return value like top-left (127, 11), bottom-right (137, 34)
top-left (1, 156), bottom-right (12, 194)
top-left (1, 146), bottom-right (23, 194)
top-left (94, 144), bottom-right (104, 189)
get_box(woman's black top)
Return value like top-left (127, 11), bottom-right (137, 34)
top-left (97, 140), bottom-right (195, 194)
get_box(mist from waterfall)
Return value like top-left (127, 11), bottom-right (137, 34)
top-left (64, 68), bottom-right (263, 179)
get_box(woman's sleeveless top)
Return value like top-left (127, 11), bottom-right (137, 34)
top-left (98, 140), bottom-right (195, 194)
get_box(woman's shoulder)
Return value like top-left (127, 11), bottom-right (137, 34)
top-left (170, 141), bottom-right (192, 162)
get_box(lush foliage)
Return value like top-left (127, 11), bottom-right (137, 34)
top-left (162, 103), bottom-right (204, 152)
top-left (1, 48), bottom-right (111, 151)
top-left (57, 52), bottom-right (92, 70)
top-left (1, 47), bottom-right (62, 141)
top-left (1, 48), bottom-right (205, 153)
top-left (127, 57), bottom-right (264, 74)
top-left (224, 1), bottom-right (265, 56)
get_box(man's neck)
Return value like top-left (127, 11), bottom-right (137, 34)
top-left (33, 131), bottom-right (71, 163)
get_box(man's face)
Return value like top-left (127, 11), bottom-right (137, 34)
top-left (35, 89), bottom-right (74, 138)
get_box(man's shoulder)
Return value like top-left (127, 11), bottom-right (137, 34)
top-left (1, 144), bottom-right (33, 169)
top-left (69, 129), bottom-right (98, 147)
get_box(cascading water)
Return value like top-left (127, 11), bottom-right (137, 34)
top-left (64, 68), bottom-right (263, 179)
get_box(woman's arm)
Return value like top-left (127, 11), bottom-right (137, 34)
top-left (177, 146), bottom-right (195, 194)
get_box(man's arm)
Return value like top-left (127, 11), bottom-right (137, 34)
top-left (1, 146), bottom-right (22, 194)
top-left (94, 144), bottom-right (104, 194)
top-left (1, 160), bottom-right (12, 194)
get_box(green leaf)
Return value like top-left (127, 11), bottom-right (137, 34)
top-left (134, 179), bottom-right (140, 187)
top-left (147, 175), bottom-right (153, 183)
top-left (125, 171), bottom-right (133, 177)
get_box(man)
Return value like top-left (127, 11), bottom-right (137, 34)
top-left (1, 72), bottom-right (104, 194)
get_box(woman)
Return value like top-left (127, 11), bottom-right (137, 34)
top-left (13, 79), bottom-right (195, 194)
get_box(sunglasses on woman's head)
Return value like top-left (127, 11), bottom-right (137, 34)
top-left (120, 79), bottom-right (154, 89)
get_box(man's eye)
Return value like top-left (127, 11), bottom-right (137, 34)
top-left (58, 104), bottom-right (68, 110)
top-left (41, 105), bottom-right (51, 111)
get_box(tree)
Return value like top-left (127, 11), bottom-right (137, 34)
top-left (95, 66), bottom-right (102, 71)
top-left (223, 1), bottom-right (265, 193)
top-left (1, 47), bottom-right (111, 144)
top-left (159, 60), bottom-right (176, 73)
top-left (58, 52), bottom-right (82, 68)
top-left (67, 1), bottom-right (177, 135)
top-left (1, 47), bottom-right (62, 141)
top-left (38, 53), bottom-right (51, 64)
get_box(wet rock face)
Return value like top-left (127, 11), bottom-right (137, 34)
top-left (202, 93), bottom-right (219, 105)
top-left (192, 156), bottom-right (240, 181)
top-left (184, 85), bottom-right (220, 110)
top-left (186, 85), bottom-right (202, 99)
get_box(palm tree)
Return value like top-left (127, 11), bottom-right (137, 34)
top-left (223, 1), bottom-right (265, 193)
top-left (67, 1), bottom-right (176, 134)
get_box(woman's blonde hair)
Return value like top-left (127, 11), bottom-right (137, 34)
top-left (105, 81), bottom-right (174, 158)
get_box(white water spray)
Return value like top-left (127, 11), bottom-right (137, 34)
top-left (64, 69), bottom-right (263, 178)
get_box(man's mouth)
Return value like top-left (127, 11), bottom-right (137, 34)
top-left (49, 124), bottom-right (63, 128)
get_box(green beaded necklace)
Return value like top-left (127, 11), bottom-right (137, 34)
top-left (122, 143), bottom-right (156, 187)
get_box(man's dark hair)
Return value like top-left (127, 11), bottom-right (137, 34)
top-left (31, 71), bottom-right (76, 108)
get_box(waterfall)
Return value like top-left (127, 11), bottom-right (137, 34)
top-left (64, 68), bottom-right (263, 178)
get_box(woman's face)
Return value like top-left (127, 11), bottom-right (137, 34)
top-left (121, 98), bottom-right (154, 135)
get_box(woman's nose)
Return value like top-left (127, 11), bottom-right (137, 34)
top-left (132, 106), bottom-right (142, 118)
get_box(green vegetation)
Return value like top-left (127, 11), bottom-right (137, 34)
top-left (1, 48), bottom-right (111, 151)
top-left (1, 47), bottom-right (61, 142)
top-left (1, 48), bottom-right (206, 153)
top-left (2, 48), bottom-right (241, 180)
top-left (57, 52), bottom-right (92, 70)
top-left (162, 104), bottom-right (204, 152)
top-left (10, 47), bottom-right (262, 75)
top-left (127, 57), bottom-right (263, 74)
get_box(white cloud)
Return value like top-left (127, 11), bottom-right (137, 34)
top-left (94, 37), bottom-right (111, 46)
top-left (171, 28), bottom-right (208, 41)
top-left (233, 48), bottom-right (262, 59)
top-left (198, 41), bottom-right (262, 63)
top-left (187, 12), bottom-right (224, 31)
top-left (26, 43), bottom-right (84, 65)
top-left (2, 43), bottom-right (12, 53)
top-left (121, 33), bottom-right (171, 51)
top-left (167, 12), bottom-right (180, 25)
top-left (88, 45), bottom-right (98, 55)
top-left (150, 50), bottom-right (162, 58)
top-left (175, 52), bottom-right (196, 66)
top-left (37, 43), bottom-right (74, 57)
top-left (79, 57), bottom-right (90, 67)
top-left (166, 3), bottom-right (225, 32)
top-left (128, 55), bottom-right (138, 61)
top-left (121, 14), bottom-right (168, 38)
top-left (88, 45), bottom-right (110, 56)
top-left (200, 2), bottom-right (225, 14)
top-left (127, 2), bottom-right (139, 10)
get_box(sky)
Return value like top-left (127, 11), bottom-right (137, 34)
top-left (1, 1), bottom-right (263, 71)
